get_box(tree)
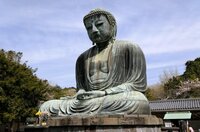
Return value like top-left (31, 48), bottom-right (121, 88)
top-left (46, 85), bottom-right (76, 100)
top-left (0, 49), bottom-right (48, 125)
top-left (164, 76), bottom-right (181, 99)
top-left (159, 69), bottom-right (179, 86)
top-left (146, 69), bottom-right (179, 100)
top-left (145, 84), bottom-right (166, 101)
top-left (164, 57), bottom-right (200, 99)
top-left (183, 57), bottom-right (200, 80)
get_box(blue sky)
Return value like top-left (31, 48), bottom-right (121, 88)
top-left (1, 0), bottom-right (200, 88)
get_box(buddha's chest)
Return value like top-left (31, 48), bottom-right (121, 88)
top-left (87, 45), bottom-right (112, 83)
top-left (90, 48), bottom-right (109, 65)
top-left (89, 52), bottom-right (109, 74)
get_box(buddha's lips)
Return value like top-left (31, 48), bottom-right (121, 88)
top-left (92, 33), bottom-right (100, 39)
top-left (91, 78), bottom-right (105, 84)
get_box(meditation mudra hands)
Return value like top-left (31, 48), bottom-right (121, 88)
top-left (76, 89), bottom-right (106, 100)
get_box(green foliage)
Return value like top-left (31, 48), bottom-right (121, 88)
top-left (189, 85), bottom-right (200, 98)
top-left (46, 86), bottom-right (76, 99)
top-left (164, 76), bottom-right (181, 99)
top-left (183, 57), bottom-right (200, 80)
top-left (145, 88), bottom-right (156, 101)
top-left (47, 85), bottom-right (65, 99)
top-left (0, 49), bottom-right (48, 124)
top-left (145, 84), bottom-right (166, 101)
top-left (159, 69), bottom-right (179, 86)
top-left (164, 76), bottom-right (181, 90)
top-left (148, 57), bottom-right (200, 100)
top-left (163, 57), bottom-right (200, 99)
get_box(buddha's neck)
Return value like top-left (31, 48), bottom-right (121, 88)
top-left (96, 41), bottom-right (109, 51)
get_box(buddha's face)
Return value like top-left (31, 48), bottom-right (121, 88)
top-left (84, 14), bottom-right (111, 44)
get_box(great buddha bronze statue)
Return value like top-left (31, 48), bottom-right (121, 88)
top-left (40, 8), bottom-right (151, 116)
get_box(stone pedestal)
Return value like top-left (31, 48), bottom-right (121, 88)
top-left (25, 115), bottom-right (163, 132)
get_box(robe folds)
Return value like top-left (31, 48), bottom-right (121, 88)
top-left (40, 40), bottom-right (151, 115)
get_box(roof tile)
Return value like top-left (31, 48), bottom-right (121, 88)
top-left (150, 98), bottom-right (200, 112)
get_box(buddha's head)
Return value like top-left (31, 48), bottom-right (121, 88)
top-left (83, 8), bottom-right (117, 45)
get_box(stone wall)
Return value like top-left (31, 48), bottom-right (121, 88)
top-left (25, 115), bottom-right (163, 132)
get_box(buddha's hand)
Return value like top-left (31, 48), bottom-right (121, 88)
top-left (76, 90), bottom-right (106, 100)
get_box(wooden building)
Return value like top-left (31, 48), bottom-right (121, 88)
top-left (150, 98), bottom-right (200, 131)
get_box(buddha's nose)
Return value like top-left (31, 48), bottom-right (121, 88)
top-left (92, 25), bottom-right (99, 34)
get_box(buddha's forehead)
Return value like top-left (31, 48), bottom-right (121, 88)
top-left (84, 14), bottom-right (108, 24)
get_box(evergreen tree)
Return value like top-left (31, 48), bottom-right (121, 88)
top-left (0, 49), bottom-right (48, 124)
top-left (183, 57), bottom-right (200, 80)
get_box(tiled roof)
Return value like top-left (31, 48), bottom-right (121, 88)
top-left (149, 98), bottom-right (200, 112)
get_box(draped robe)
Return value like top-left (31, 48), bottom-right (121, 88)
top-left (40, 40), bottom-right (151, 115)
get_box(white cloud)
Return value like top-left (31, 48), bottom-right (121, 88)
top-left (123, 21), bottom-right (200, 55)
top-left (147, 60), bottom-right (183, 70)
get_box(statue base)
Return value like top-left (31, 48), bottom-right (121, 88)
top-left (25, 115), bottom-right (163, 132)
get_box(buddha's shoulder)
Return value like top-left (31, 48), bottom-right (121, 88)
top-left (114, 40), bottom-right (141, 49)
top-left (77, 46), bottom-right (95, 59)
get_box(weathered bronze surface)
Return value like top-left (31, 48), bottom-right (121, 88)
top-left (40, 8), bottom-right (151, 116)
